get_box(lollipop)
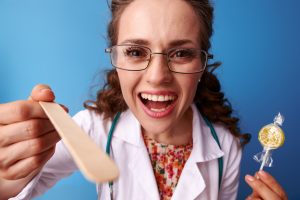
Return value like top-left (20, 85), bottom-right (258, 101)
top-left (254, 113), bottom-right (285, 170)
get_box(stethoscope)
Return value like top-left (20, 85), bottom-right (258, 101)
top-left (105, 112), bottom-right (223, 200)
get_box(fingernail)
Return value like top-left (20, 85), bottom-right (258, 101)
top-left (258, 170), bottom-right (267, 177)
top-left (254, 172), bottom-right (259, 179)
top-left (245, 174), bottom-right (255, 182)
top-left (41, 88), bottom-right (54, 96)
top-left (41, 88), bottom-right (51, 92)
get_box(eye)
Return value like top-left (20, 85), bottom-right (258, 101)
top-left (169, 49), bottom-right (196, 59)
top-left (123, 46), bottom-right (149, 58)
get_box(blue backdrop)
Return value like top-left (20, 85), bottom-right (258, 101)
top-left (0, 0), bottom-right (299, 199)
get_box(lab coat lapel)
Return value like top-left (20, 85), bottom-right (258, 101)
top-left (172, 158), bottom-right (206, 200)
top-left (172, 105), bottom-right (224, 200)
top-left (128, 144), bottom-right (160, 200)
top-left (113, 110), bottom-right (160, 200)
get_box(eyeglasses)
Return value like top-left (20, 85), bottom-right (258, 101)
top-left (105, 45), bottom-right (213, 74)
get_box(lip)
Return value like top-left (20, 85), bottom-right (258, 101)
top-left (138, 90), bottom-right (178, 118)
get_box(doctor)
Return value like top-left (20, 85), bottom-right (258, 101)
top-left (0, 0), bottom-right (287, 199)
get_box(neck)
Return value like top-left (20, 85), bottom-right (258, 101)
top-left (142, 108), bottom-right (193, 146)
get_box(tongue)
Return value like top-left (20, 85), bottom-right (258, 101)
top-left (145, 100), bottom-right (170, 109)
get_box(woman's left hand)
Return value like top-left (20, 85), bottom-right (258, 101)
top-left (245, 170), bottom-right (288, 200)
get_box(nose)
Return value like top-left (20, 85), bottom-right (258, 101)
top-left (145, 53), bottom-right (172, 85)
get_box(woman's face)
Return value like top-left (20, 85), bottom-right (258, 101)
top-left (116, 0), bottom-right (203, 138)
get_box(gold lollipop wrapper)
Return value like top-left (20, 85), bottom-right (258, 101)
top-left (254, 113), bottom-right (285, 169)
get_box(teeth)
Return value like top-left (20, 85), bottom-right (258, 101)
top-left (152, 95), bottom-right (158, 101)
top-left (150, 108), bottom-right (166, 112)
top-left (158, 95), bottom-right (164, 101)
top-left (140, 93), bottom-right (176, 102)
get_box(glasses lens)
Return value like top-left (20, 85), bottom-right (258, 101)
top-left (110, 45), bottom-right (150, 70)
top-left (168, 49), bottom-right (207, 73)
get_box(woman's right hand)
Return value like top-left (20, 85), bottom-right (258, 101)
top-left (245, 170), bottom-right (288, 200)
top-left (0, 84), bottom-right (62, 180)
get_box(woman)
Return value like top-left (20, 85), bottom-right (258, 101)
top-left (0, 0), bottom-right (287, 199)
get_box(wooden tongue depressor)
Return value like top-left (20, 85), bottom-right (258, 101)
top-left (39, 101), bottom-right (119, 183)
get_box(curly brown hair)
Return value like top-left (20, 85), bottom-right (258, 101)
top-left (84, 0), bottom-right (251, 146)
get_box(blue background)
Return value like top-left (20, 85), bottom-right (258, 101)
top-left (0, 0), bottom-right (299, 199)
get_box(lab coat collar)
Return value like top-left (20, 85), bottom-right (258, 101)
top-left (190, 104), bottom-right (224, 162)
top-left (112, 104), bottom-right (224, 163)
top-left (112, 110), bottom-right (143, 147)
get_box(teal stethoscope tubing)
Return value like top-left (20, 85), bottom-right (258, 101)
top-left (105, 112), bottom-right (223, 199)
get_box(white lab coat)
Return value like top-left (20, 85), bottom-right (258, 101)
top-left (11, 104), bottom-right (242, 200)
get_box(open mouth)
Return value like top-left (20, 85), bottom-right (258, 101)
top-left (139, 92), bottom-right (178, 118)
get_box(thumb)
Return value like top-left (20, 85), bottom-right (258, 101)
top-left (28, 84), bottom-right (55, 102)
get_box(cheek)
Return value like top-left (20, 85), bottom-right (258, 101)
top-left (182, 76), bottom-right (199, 95)
top-left (118, 71), bottom-right (130, 97)
top-left (117, 70), bottom-right (138, 104)
top-left (179, 76), bottom-right (200, 106)
top-left (188, 82), bottom-right (199, 100)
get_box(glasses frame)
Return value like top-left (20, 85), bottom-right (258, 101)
top-left (105, 44), bottom-right (213, 74)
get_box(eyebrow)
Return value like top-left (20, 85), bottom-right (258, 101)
top-left (169, 39), bottom-right (195, 47)
top-left (119, 39), bottom-right (196, 47)
top-left (120, 39), bottom-right (150, 46)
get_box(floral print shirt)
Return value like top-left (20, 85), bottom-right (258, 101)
top-left (143, 134), bottom-right (193, 200)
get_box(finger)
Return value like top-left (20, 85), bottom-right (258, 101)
top-left (0, 119), bottom-right (55, 147)
top-left (0, 131), bottom-right (60, 169)
top-left (257, 171), bottom-right (288, 199)
top-left (246, 196), bottom-right (262, 200)
top-left (245, 174), bottom-right (281, 200)
top-left (249, 172), bottom-right (260, 198)
top-left (0, 100), bottom-right (47, 124)
top-left (29, 84), bottom-right (55, 102)
top-left (246, 193), bottom-right (257, 200)
top-left (0, 147), bottom-right (55, 180)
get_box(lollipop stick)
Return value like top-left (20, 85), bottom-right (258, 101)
top-left (259, 149), bottom-right (270, 171)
